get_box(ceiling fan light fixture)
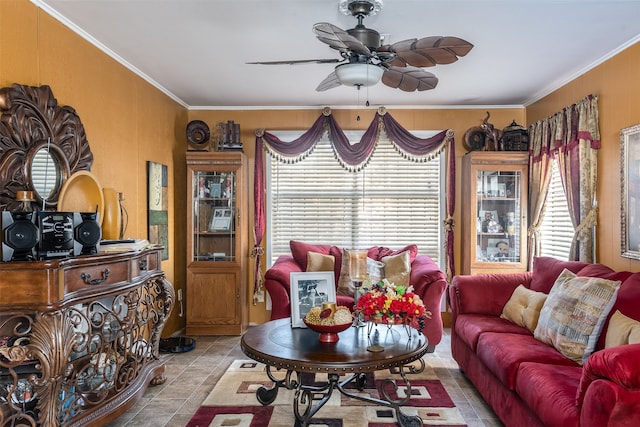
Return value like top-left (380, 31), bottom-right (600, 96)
top-left (335, 63), bottom-right (383, 87)
top-left (339, 0), bottom-right (383, 17)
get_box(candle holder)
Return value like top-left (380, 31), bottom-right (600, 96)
top-left (348, 249), bottom-right (368, 328)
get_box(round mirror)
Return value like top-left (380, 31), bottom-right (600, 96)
top-left (31, 148), bottom-right (59, 200)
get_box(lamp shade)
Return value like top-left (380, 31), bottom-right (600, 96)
top-left (335, 63), bottom-right (383, 87)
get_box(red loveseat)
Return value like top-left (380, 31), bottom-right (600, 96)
top-left (449, 257), bottom-right (640, 427)
top-left (264, 241), bottom-right (448, 351)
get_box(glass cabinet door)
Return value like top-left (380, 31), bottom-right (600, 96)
top-left (462, 151), bottom-right (528, 274)
top-left (475, 169), bottom-right (522, 264)
top-left (192, 170), bottom-right (237, 262)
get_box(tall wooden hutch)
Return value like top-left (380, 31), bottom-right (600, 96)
top-left (461, 151), bottom-right (529, 274)
top-left (185, 151), bottom-right (249, 335)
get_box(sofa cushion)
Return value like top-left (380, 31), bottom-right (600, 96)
top-left (534, 269), bottom-right (621, 364)
top-left (530, 256), bottom-right (589, 293)
top-left (476, 332), bottom-right (579, 390)
top-left (381, 250), bottom-right (411, 287)
top-left (454, 313), bottom-right (530, 351)
top-left (306, 251), bottom-right (334, 272)
top-left (500, 284), bottom-right (548, 332)
top-left (605, 310), bottom-right (640, 348)
top-left (515, 362), bottom-right (582, 427)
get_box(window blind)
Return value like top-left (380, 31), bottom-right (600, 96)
top-left (267, 131), bottom-right (443, 266)
top-left (540, 159), bottom-right (573, 260)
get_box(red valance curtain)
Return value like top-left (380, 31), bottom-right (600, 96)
top-left (251, 108), bottom-right (456, 302)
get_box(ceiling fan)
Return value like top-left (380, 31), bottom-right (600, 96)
top-left (248, 0), bottom-right (473, 92)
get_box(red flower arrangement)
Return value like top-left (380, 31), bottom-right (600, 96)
top-left (355, 279), bottom-right (431, 332)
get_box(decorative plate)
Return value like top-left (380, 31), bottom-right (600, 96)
top-left (463, 126), bottom-right (486, 152)
top-left (186, 120), bottom-right (210, 146)
top-left (57, 171), bottom-right (104, 224)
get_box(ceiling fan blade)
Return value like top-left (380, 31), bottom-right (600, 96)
top-left (382, 66), bottom-right (438, 92)
top-left (315, 71), bottom-right (342, 92)
top-left (313, 22), bottom-right (371, 56)
top-left (379, 36), bottom-right (473, 68)
top-left (247, 58), bottom-right (343, 65)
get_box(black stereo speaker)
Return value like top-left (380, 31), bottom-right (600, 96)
top-left (1, 211), bottom-right (39, 261)
top-left (73, 212), bottom-right (101, 255)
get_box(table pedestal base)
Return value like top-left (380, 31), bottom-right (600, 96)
top-left (256, 359), bottom-right (425, 427)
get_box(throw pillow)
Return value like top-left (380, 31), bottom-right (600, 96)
top-left (381, 250), bottom-right (411, 287)
top-left (306, 252), bottom-right (334, 273)
top-left (533, 269), bottom-right (622, 364)
top-left (605, 310), bottom-right (640, 348)
top-left (336, 249), bottom-right (385, 297)
top-left (500, 284), bottom-right (548, 332)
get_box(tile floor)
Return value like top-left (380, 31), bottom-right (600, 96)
top-left (106, 327), bottom-right (504, 427)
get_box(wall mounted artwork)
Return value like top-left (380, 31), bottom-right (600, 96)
top-left (147, 161), bottom-right (169, 260)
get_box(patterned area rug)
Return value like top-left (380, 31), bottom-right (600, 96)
top-left (187, 359), bottom-right (467, 427)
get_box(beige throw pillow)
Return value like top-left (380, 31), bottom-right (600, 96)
top-left (500, 285), bottom-right (548, 332)
top-left (306, 252), bottom-right (334, 272)
top-left (605, 310), bottom-right (640, 348)
top-left (533, 269), bottom-right (622, 364)
top-left (381, 250), bottom-right (411, 287)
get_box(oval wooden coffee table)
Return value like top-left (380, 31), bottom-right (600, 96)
top-left (241, 318), bottom-right (429, 427)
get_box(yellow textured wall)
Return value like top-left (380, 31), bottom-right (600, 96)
top-left (1, 0), bottom-right (188, 336)
top-left (526, 42), bottom-right (640, 272)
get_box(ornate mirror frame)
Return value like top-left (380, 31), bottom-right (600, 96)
top-left (0, 84), bottom-right (93, 211)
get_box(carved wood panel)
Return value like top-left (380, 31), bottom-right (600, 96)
top-left (0, 84), bottom-right (94, 211)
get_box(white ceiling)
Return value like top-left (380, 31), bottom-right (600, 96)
top-left (33, 0), bottom-right (640, 110)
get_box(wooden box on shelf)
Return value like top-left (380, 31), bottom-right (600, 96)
top-left (186, 151), bottom-right (249, 335)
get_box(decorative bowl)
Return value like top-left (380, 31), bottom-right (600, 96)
top-left (303, 319), bottom-right (352, 343)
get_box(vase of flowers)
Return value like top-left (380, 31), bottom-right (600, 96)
top-left (355, 279), bottom-right (430, 336)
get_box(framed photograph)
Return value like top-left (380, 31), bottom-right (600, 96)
top-left (478, 210), bottom-right (500, 233)
top-left (621, 124), bottom-right (640, 259)
top-left (289, 272), bottom-right (336, 328)
top-left (209, 207), bottom-right (232, 231)
top-left (487, 238), bottom-right (510, 260)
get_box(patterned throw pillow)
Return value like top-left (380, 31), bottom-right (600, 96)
top-left (533, 269), bottom-right (622, 364)
top-left (500, 284), bottom-right (548, 332)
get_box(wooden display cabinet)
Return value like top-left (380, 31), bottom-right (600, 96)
top-left (461, 151), bottom-right (529, 274)
top-left (186, 151), bottom-right (248, 335)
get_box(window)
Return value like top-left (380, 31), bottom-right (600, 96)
top-left (539, 159), bottom-right (573, 259)
top-left (266, 131), bottom-right (444, 266)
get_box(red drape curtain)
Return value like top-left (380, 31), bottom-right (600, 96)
top-left (251, 108), bottom-right (456, 301)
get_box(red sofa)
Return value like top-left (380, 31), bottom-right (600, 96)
top-left (264, 241), bottom-right (448, 351)
top-left (449, 257), bottom-right (640, 427)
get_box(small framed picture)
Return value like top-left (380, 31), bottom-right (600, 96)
top-left (209, 208), bottom-right (232, 231)
top-left (290, 272), bottom-right (336, 328)
top-left (209, 182), bottom-right (221, 198)
top-left (487, 238), bottom-right (510, 260)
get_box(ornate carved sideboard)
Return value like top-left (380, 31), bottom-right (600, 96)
top-left (0, 247), bottom-right (174, 427)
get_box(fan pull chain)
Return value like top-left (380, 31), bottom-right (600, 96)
top-left (356, 85), bottom-right (361, 122)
